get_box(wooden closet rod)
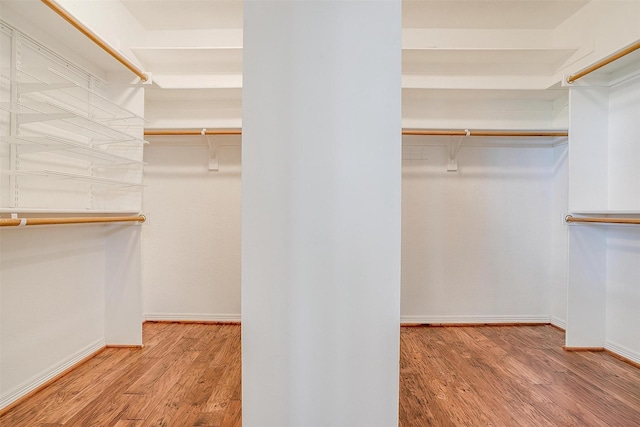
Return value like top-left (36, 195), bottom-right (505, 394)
top-left (144, 129), bottom-right (568, 138)
top-left (41, 0), bottom-right (149, 82)
top-left (145, 129), bottom-right (242, 136)
top-left (567, 39), bottom-right (640, 84)
top-left (0, 215), bottom-right (146, 228)
top-left (403, 129), bottom-right (568, 137)
top-left (565, 215), bottom-right (640, 225)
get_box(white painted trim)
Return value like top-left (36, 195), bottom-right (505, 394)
top-left (144, 313), bottom-right (241, 323)
top-left (550, 316), bottom-right (567, 330)
top-left (145, 314), bottom-right (552, 326)
top-left (145, 314), bottom-right (551, 325)
top-left (400, 315), bottom-right (551, 325)
top-left (0, 338), bottom-right (105, 411)
top-left (606, 341), bottom-right (640, 366)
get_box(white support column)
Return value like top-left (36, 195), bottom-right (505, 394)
top-left (242, 1), bottom-right (401, 426)
top-left (566, 225), bottom-right (607, 348)
top-left (104, 226), bottom-right (143, 346)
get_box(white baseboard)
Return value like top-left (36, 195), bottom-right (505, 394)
top-left (550, 316), bottom-right (567, 330)
top-left (144, 313), bottom-right (241, 323)
top-left (400, 315), bottom-right (551, 325)
top-left (145, 314), bottom-right (551, 326)
top-left (606, 340), bottom-right (640, 366)
top-left (0, 338), bottom-right (105, 412)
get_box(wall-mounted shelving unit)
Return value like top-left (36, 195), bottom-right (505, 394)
top-left (564, 41), bottom-right (640, 361)
top-left (566, 43), bottom-right (640, 213)
top-left (0, 21), bottom-right (144, 213)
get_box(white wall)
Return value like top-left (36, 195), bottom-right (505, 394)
top-left (550, 144), bottom-right (569, 328)
top-left (565, 58), bottom-right (640, 362)
top-left (603, 76), bottom-right (640, 360)
top-left (141, 139), bottom-right (566, 326)
top-left (0, 223), bottom-right (143, 409)
top-left (0, 226), bottom-right (106, 408)
top-left (606, 227), bottom-right (640, 361)
top-left (603, 77), bottom-right (640, 360)
top-left (142, 137), bottom-right (241, 321)
top-left (0, 5), bottom-right (144, 411)
top-left (401, 141), bottom-right (555, 323)
top-left (608, 77), bottom-right (640, 209)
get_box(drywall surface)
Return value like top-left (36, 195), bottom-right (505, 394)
top-left (242, 0), bottom-right (401, 425)
top-left (141, 141), bottom-right (562, 325)
top-left (602, 77), bottom-right (640, 362)
top-left (401, 143), bottom-right (554, 323)
top-left (0, 226), bottom-right (106, 408)
top-left (550, 144), bottom-right (568, 328)
top-left (608, 77), bottom-right (640, 210)
top-left (141, 140), bottom-right (241, 321)
top-left (606, 227), bottom-right (640, 362)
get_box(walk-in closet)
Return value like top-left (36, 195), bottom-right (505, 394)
top-left (1, 1), bottom-right (639, 425)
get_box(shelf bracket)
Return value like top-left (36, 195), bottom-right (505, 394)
top-left (447, 130), bottom-right (469, 172)
top-left (205, 130), bottom-right (219, 171)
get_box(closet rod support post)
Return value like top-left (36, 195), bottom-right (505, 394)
top-left (447, 130), bottom-right (469, 172)
top-left (206, 133), bottom-right (219, 171)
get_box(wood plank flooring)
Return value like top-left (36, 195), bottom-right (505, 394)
top-left (1, 323), bottom-right (639, 426)
top-left (400, 325), bottom-right (640, 426)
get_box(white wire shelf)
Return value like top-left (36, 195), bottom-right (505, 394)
top-left (0, 100), bottom-right (146, 144)
top-left (0, 208), bottom-right (142, 214)
top-left (1, 135), bottom-right (146, 166)
top-left (3, 169), bottom-right (143, 188)
top-left (16, 67), bottom-right (145, 123)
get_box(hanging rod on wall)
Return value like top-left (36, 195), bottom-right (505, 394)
top-left (566, 39), bottom-right (640, 84)
top-left (565, 215), bottom-right (640, 225)
top-left (0, 215), bottom-right (146, 228)
top-left (144, 129), bottom-right (242, 136)
top-left (402, 129), bottom-right (568, 137)
top-left (144, 128), bottom-right (568, 138)
top-left (40, 0), bottom-right (149, 83)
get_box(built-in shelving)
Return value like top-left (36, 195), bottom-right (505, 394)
top-left (565, 39), bottom-right (640, 358)
top-left (567, 45), bottom-right (640, 212)
top-left (402, 88), bottom-right (569, 131)
top-left (3, 169), bottom-right (142, 187)
top-left (16, 67), bottom-right (144, 122)
top-left (0, 135), bottom-right (146, 165)
top-left (0, 21), bottom-right (144, 212)
top-left (403, 48), bottom-right (578, 75)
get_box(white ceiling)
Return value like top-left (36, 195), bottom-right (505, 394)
top-left (118, 0), bottom-right (592, 129)
top-left (402, 48), bottom-right (578, 75)
top-left (122, 0), bottom-right (243, 30)
top-left (132, 47), bottom-right (242, 73)
top-left (121, 0), bottom-right (589, 31)
top-left (402, 0), bottom-right (589, 29)
top-left (124, 0), bottom-right (591, 91)
top-left (3, 0), bottom-right (607, 130)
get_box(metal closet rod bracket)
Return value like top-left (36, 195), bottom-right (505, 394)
top-left (203, 129), bottom-right (220, 171)
top-left (447, 129), bottom-right (470, 172)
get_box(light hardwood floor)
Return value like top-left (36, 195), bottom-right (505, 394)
top-left (1, 323), bottom-right (639, 426)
